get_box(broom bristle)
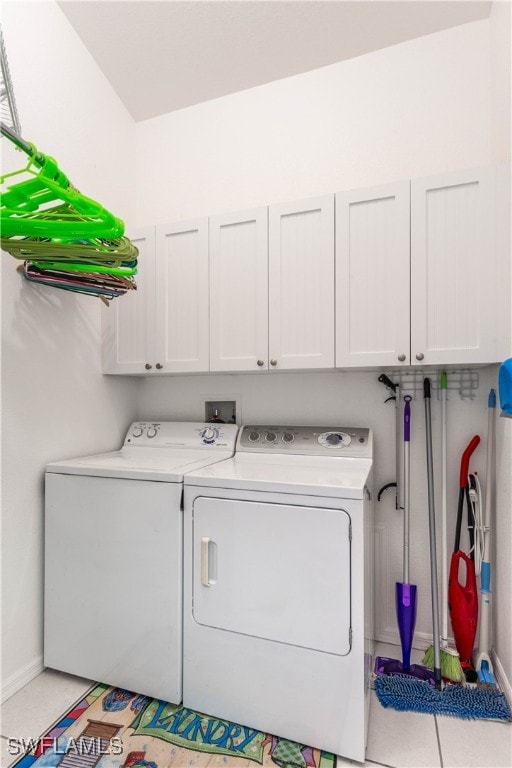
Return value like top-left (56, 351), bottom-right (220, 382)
top-left (422, 645), bottom-right (464, 682)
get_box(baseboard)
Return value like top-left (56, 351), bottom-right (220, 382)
top-left (376, 628), bottom-right (433, 650)
top-left (1, 656), bottom-right (44, 704)
top-left (491, 649), bottom-right (512, 704)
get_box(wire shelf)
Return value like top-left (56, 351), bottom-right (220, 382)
top-left (0, 25), bottom-right (21, 136)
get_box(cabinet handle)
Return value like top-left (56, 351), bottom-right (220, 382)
top-left (257, 360), bottom-right (264, 367)
top-left (145, 363), bottom-right (153, 370)
top-left (270, 359), bottom-right (277, 366)
top-left (156, 363), bottom-right (163, 369)
top-left (415, 353), bottom-right (425, 361)
top-left (397, 354), bottom-right (406, 362)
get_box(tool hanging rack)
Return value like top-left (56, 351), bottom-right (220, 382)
top-left (383, 369), bottom-right (479, 401)
top-left (0, 26), bottom-right (138, 305)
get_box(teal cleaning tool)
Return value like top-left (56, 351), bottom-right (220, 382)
top-left (475, 389), bottom-right (497, 686)
top-left (498, 359), bottom-right (512, 417)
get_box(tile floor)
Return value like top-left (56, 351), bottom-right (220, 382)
top-left (1, 644), bottom-right (511, 768)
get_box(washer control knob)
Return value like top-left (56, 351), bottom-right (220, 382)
top-left (132, 426), bottom-right (143, 438)
top-left (201, 427), bottom-right (217, 441)
top-left (318, 431), bottom-right (352, 448)
top-left (248, 431), bottom-right (260, 442)
top-left (265, 431), bottom-right (277, 443)
top-left (147, 427), bottom-right (157, 438)
top-left (282, 432), bottom-right (294, 444)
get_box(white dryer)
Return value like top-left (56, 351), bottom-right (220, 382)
top-left (183, 424), bottom-right (374, 763)
top-left (45, 422), bottom-right (238, 703)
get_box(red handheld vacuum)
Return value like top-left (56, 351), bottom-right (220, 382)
top-left (448, 435), bottom-right (480, 682)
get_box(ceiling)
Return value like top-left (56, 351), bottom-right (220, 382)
top-left (58, 0), bottom-right (492, 122)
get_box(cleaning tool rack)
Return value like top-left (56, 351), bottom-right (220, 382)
top-left (385, 369), bottom-right (479, 400)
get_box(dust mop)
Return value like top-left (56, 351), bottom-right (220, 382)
top-left (375, 395), bottom-right (435, 685)
top-left (375, 674), bottom-right (511, 720)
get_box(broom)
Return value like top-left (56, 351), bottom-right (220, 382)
top-left (422, 372), bottom-right (464, 682)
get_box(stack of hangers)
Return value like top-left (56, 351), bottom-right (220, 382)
top-left (0, 123), bottom-right (138, 304)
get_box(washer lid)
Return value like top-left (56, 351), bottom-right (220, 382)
top-left (46, 447), bottom-right (236, 482)
top-left (185, 453), bottom-right (372, 499)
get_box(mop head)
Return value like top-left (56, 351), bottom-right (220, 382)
top-left (374, 675), bottom-right (512, 721)
top-left (422, 645), bottom-right (464, 683)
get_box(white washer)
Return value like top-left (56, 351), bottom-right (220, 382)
top-left (183, 424), bottom-right (374, 763)
top-left (44, 421), bottom-right (238, 703)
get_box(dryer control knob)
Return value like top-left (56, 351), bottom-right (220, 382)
top-left (326, 433), bottom-right (342, 445)
top-left (248, 431), bottom-right (260, 442)
top-left (132, 426), bottom-right (143, 438)
top-left (282, 432), bottom-right (294, 444)
top-left (265, 432), bottom-right (277, 443)
top-left (147, 427), bottom-right (157, 438)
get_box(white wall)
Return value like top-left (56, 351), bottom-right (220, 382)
top-left (490, 0), bottom-right (512, 163)
top-left (136, 19), bottom-right (492, 224)
top-left (0, 0), bottom-right (138, 699)
top-left (135, 18), bottom-right (512, 683)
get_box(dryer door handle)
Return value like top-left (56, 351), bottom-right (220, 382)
top-left (201, 537), bottom-right (212, 587)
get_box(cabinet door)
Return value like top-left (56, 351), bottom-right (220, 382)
top-left (155, 219), bottom-right (209, 373)
top-left (209, 208), bottom-right (268, 372)
top-left (101, 227), bottom-right (156, 374)
top-left (411, 167), bottom-right (505, 365)
top-left (269, 196), bottom-right (334, 370)
top-left (192, 497), bottom-right (351, 655)
top-left (336, 182), bottom-right (410, 368)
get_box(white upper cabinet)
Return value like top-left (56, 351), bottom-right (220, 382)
top-left (209, 208), bottom-right (268, 372)
top-left (103, 165), bottom-right (509, 376)
top-left (269, 196), bottom-right (335, 370)
top-left (102, 227), bottom-right (156, 374)
top-left (336, 182), bottom-right (410, 368)
top-left (411, 166), bottom-right (508, 366)
top-left (102, 221), bottom-right (209, 375)
top-left (155, 219), bottom-right (209, 373)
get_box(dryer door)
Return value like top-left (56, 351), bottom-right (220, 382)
top-left (192, 497), bottom-right (351, 655)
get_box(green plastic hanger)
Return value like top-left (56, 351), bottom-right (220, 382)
top-left (1, 127), bottom-right (124, 239)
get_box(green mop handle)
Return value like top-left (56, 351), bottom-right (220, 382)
top-left (440, 371), bottom-right (449, 649)
top-left (424, 378), bottom-right (442, 688)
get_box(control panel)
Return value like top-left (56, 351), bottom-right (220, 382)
top-left (238, 425), bottom-right (372, 457)
top-left (123, 422), bottom-right (238, 449)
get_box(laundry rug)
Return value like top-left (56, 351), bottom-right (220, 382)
top-left (9, 684), bottom-right (338, 768)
